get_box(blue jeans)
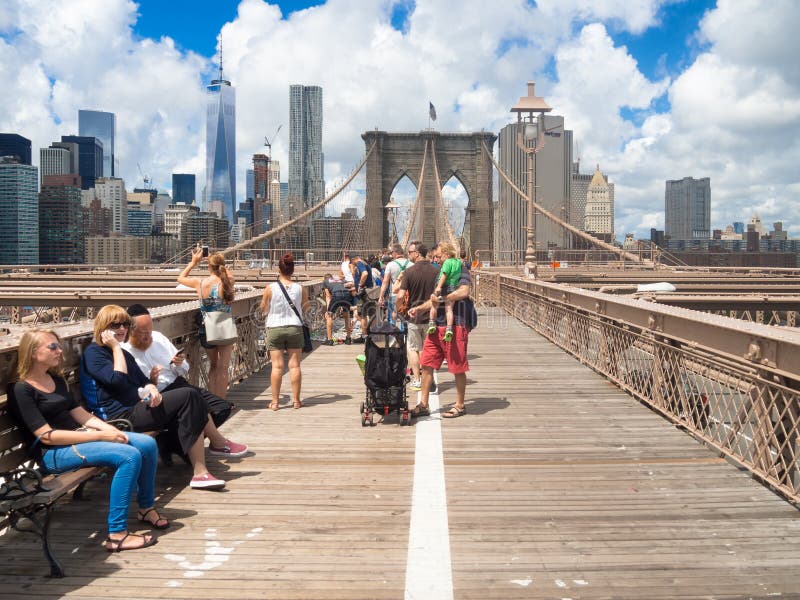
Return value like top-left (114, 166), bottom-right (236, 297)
top-left (40, 432), bottom-right (158, 533)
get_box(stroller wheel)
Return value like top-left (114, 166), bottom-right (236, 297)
top-left (361, 412), bottom-right (370, 427)
top-left (400, 411), bottom-right (410, 426)
top-left (359, 401), bottom-right (365, 414)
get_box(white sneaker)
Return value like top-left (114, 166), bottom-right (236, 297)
top-left (409, 379), bottom-right (422, 391)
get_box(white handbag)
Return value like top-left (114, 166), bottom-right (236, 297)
top-left (202, 310), bottom-right (238, 345)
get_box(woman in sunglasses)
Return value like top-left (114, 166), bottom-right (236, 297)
top-left (7, 329), bottom-right (164, 552)
top-left (81, 305), bottom-right (233, 490)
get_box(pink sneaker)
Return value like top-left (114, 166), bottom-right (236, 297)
top-left (190, 472), bottom-right (225, 490)
top-left (208, 440), bottom-right (248, 458)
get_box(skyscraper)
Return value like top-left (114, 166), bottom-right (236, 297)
top-left (79, 110), bottom-right (116, 177)
top-left (0, 157), bottom-right (38, 264)
top-left (496, 117), bottom-right (573, 260)
top-left (583, 165), bottom-right (614, 242)
top-left (39, 174), bottom-right (84, 263)
top-left (288, 85), bottom-right (324, 214)
top-left (206, 56), bottom-right (236, 224)
top-left (172, 173), bottom-right (196, 204)
top-left (665, 177), bottom-right (711, 240)
top-left (40, 145), bottom-right (75, 185)
top-left (95, 177), bottom-right (127, 235)
top-left (0, 133), bottom-right (32, 165)
top-left (61, 135), bottom-right (103, 190)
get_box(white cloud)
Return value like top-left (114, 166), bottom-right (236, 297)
top-left (0, 0), bottom-right (797, 246)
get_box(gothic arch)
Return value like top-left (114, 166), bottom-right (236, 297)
top-left (362, 130), bottom-right (497, 253)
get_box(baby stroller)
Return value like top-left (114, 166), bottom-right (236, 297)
top-left (360, 312), bottom-right (410, 427)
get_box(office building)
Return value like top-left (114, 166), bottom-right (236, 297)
top-left (496, 117), bottom-right (573, 261)
top-left (172, 173), bottom-right (196, 204)
top-left (39, 174), bottom-right (84, 263)
top-left (127, 201), bottom-right (154, 237)
top-left (206, 59), bottom-right (236, 226)
top-left (95, 177), bottom-right (127, 235)
top-left (82, 198), bottom-right (112, 238)
top-left (79, 110), bottom-right (115, 177)
top-left (0, 133), bottom-right (32, 165)
top-left (288, 85), bottom-right (324, 214)
top-left (40, 145), bottom-right (75, 185)
top-left (583, 165), bottom-right (614, 243)
top-left (0, 157), bottom-right (38, 264)
top-left (185, 212), bottom-right (230, 249)
top-left (61, 135), bottom-right (103, 190)
top-left (253, 153), bottom-right (271, 236)
top-left (665, 177), bottom-right (711, 240)
top-left (164, 203), bottom-right (200, 246)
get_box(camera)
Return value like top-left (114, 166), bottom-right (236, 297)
top-left (202, 245), bottom-right (209, 258)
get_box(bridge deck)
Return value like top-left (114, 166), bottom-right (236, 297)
top-left (2, 308), bottom-right (800, 599)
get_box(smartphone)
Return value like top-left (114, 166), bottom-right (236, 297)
top-left (202, 245), bottom-right (209, 258)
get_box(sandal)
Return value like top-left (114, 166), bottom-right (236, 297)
top-left (441, 405), bottom-right (467, 418)
top-left (138, 507), bottom-right (170, 530)
top-left (293, 400), bottom-right (305, 409)
top-left (105, 532), bottom-right (157, 552)
top-left (268, 401), bottom-right (279, 411)
top-left (410, 404), bottom-right (430, 417)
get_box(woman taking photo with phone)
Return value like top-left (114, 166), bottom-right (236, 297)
top-left (8, 329), bottom-right (165, 551)
top-left (178, 247), bottom-right (236, 399)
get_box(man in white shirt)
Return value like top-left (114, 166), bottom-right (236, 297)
top-left (122, 304), bottom-right (240, 463)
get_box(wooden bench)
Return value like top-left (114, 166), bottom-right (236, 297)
top-left (0, 397), bottom-right (132, 577)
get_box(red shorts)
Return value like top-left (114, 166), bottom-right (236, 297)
top-left (420, 326), bottom-right (469, 374)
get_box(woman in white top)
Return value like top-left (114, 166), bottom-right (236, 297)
top-left (260, 253), bottom-right (308, 410)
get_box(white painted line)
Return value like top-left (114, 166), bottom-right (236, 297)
top-left (405, 372), bottom-right (453, 600)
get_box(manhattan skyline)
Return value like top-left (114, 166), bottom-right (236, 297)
top-left (1, 0), bottom-right (798, 240)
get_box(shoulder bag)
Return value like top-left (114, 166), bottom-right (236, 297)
top-left (203, 309), bottom-right (238, 345)
top-left (277, 280), bottom-right (313, 352)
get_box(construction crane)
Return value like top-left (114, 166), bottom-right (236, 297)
top-left (264, 125), bottom-right (282, 158)
top-left (137, 162), bottom-right (151, 189)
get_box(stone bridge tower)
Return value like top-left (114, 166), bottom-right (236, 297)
top-left (362, 130), bottom-right (497, 254)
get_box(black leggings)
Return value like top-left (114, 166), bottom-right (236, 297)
top-left (124, 387), bottom-right (208, 455)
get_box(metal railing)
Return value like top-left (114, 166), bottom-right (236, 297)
top-left (0, 283), bottom-right (324, 400)
top-left (474, 271), bottom-right (800, 503)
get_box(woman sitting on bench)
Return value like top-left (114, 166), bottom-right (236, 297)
top-left (81, 304), bottom-right (244, 490)
top-left (7, 329), bottom-right (165, 552)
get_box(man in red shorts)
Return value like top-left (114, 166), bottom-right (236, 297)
top-left (407, 263), bottom-right (473, 418)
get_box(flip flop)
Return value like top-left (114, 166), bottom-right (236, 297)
top-left (138, 507), bottom-right (170, 530)
top-left (441, 406), bottom-right (466, 418)
top-left (105, 532), bottom-right (158, 552)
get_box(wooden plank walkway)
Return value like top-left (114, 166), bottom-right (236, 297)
top-left (2, 308), bottom-right (800, 599)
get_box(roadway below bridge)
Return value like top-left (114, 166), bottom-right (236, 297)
top-left (2, 308), bottom-right (800, 598)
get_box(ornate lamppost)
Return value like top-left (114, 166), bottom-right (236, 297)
top-left (385, 197), bottom-right (400, 245)
top-left (510, 81), bottom-right (552, 278)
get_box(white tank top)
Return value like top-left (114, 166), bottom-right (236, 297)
top-left (266, 282), bottom-right (304, 327)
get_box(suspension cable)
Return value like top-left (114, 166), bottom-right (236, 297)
top-left (481, 141), bottom-right (646, 264)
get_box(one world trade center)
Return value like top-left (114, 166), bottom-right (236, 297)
top-left (206, 54), bottom-right (236, 225)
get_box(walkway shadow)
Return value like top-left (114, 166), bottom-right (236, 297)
top-left (302, 392), bottom-right (354, 406)
top-left (442, 396), bottom-right (510, 416)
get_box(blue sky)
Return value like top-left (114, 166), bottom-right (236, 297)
top-left (2, 0), bottom-right (798, 240)
top-left (133, 1), bottom-right (320, 56)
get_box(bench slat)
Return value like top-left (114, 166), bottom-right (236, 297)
top-left (0, 429), bottom-right (25, 454)
top-left (32, 468), bottom-right (99, 504)
top-left (0, 447), bottom-right (32, 472)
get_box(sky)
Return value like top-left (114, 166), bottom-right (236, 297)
top-left (1, 0), bottom-right (799, 241)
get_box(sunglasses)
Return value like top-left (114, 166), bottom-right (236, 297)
top-left (108, 322), bottom-right (129, 330)
top-left (45, 342), bottom-right (62, 351)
